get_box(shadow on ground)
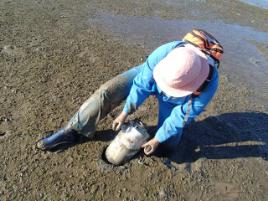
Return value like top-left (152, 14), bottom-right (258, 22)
top-left (95, 112), bottom-right (268, 163)
top-left (52, 112), bottom-right (268, 164)
top-left (169, 112), bottom-right (268, 164)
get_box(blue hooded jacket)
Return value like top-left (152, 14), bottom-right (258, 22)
top-left (123, 41), bottom-right (219, 143)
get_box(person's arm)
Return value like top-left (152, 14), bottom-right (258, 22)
top-left (155, 69), bottom-right (219, 143)
top-left (113, 41), bottom-right (184, 131)
top-left (123, 41), bottom-right (183, 114)
top-left (122, 62), bottom-right (154, 114)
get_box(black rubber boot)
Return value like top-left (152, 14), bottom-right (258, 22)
top-left (36, 128), bottom-right (78, 151)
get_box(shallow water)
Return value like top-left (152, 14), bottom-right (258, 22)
top-left (240, 0), bottom-right (268, 9)
top-left (88, 12), bottom-right (268, 107)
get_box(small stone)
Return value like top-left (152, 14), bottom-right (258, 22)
top-left (159, 189), bottom-right (167, 199)
top-left (0, 132), bottom-right (5, 136)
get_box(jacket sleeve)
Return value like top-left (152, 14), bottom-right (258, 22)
top-left (123, 41), bottom-right (182, 114)
top-left (155, 68), bottom-right (219, 143)
top-left (122, 61), bottom-right (154, 114)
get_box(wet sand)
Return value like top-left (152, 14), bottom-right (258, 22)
top-left (0, 0), bottom-right (268, 200)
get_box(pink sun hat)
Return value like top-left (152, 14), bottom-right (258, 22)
top-left (153, 44), bottom-right (209, 98)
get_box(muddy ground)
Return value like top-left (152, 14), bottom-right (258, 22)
top-left (0, 0), bottom-right (268, 201)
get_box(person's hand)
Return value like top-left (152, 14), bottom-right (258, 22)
top-left (112, 112), bottom-right (128, 131)
top-left (141, 138), bottom-right (160, 155)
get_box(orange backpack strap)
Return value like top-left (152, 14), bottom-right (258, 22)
top-left (183, 29), bottom-right (224, 65)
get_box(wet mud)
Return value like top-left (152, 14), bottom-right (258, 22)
top-left (0, 0), bottom-right (268, 201)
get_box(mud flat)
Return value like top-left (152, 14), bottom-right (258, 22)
top-left (0, 0), bottom-right (267, 200)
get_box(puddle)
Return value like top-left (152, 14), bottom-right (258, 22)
top-left (161, 0), bottom-right (268, 10)
top-left (88, 13), bottom-right (268, 108)
top-left (239, 0), bottom-right (268, 9)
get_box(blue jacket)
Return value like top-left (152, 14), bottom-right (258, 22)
top-left (123, 41), bottom-right (219, 143)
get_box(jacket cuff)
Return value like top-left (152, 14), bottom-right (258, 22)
top-left (154, 130), bottom-right (166, 143)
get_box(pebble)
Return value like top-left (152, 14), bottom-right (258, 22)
top-left (0, 132), bottom-right (5, 136)
top-left (0, 116), bottom-right (12, 123)
top-left (159, 189), bottom-right (167, 200)
top-left (249, 57), bottom-right (260, 66)
top-left (90, 185), bottom-right (99, 195)
top-left (0, 130), bottom-right (11, 140)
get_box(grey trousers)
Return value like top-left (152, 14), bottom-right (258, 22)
top-left (66, 65), bottom-right (143, 138)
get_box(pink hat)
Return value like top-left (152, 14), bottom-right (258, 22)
top-left (153, 44), bottom-right (209, 98)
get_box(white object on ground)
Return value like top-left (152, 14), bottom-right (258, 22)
top-left (105, 121), bottom-right (150, 165)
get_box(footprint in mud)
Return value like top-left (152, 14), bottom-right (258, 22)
top-left (1, 45), bottom-right (25, 57)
